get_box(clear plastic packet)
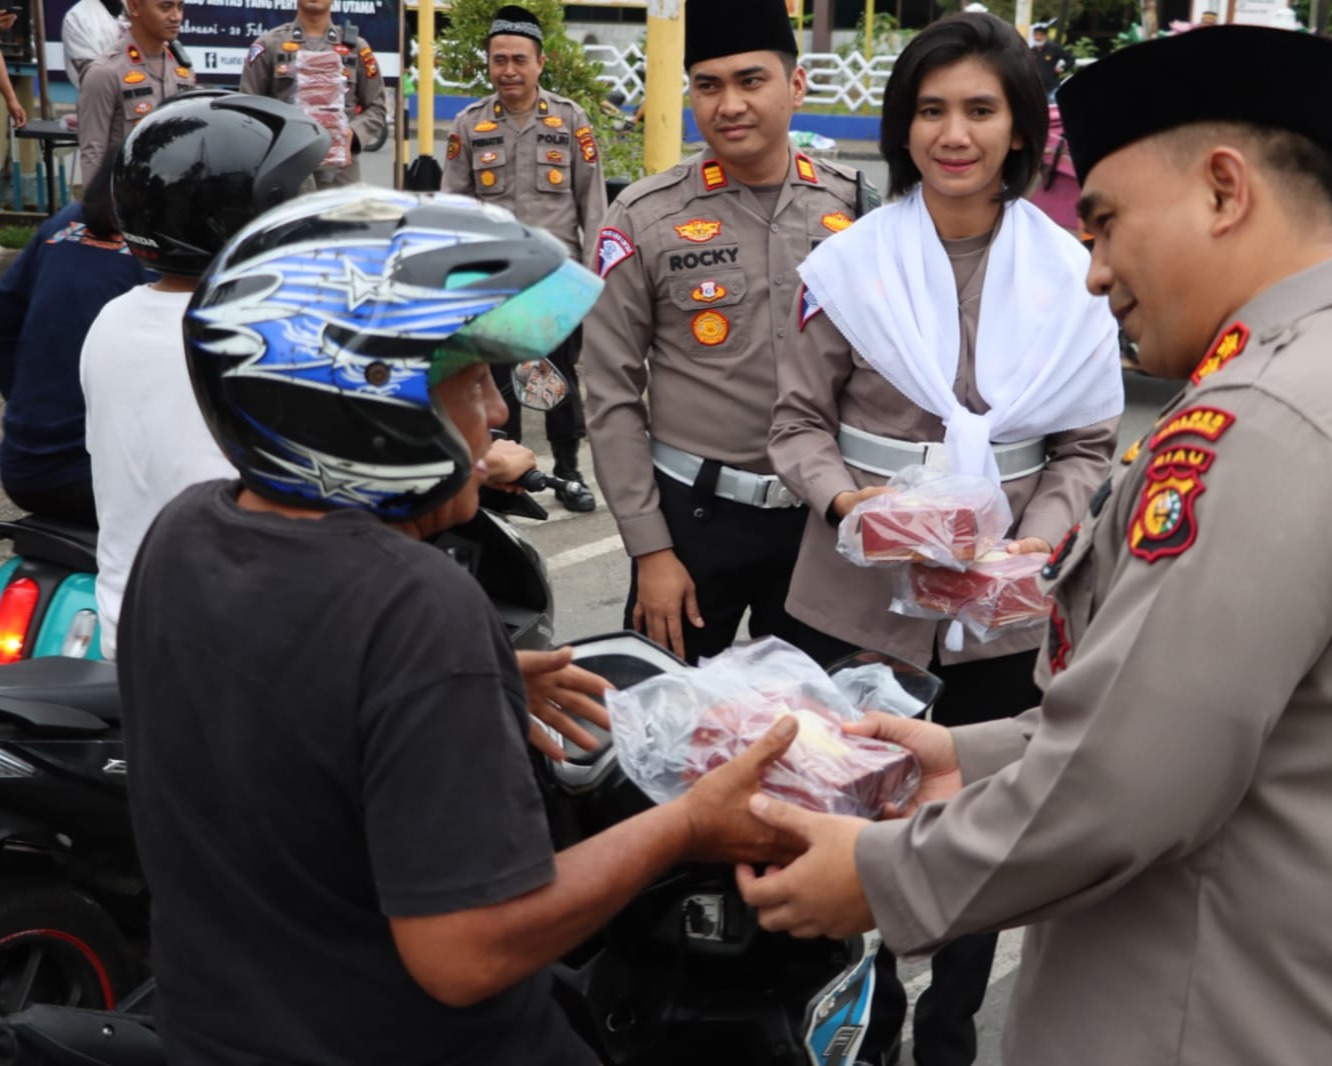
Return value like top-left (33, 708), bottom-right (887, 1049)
top-left (606, 637), bottom-right (921, 819)
top-left (889, 548), bottom-right (1052, 642)
top-left (836, 464), bottom-right (1013, 571)
top-left (295, 52), bottom-right (350, 168)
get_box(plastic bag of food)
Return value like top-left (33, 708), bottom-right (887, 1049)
top-left (606, 637), bottom-right (921, 819)
top-left (295, 52), bottom-right (349, 168)
top-left (889, 548), bottom-right (1052, 642)
top-left (837, 464), bottom-right (1012, 570)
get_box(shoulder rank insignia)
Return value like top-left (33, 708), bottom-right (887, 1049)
top-left (1128, 445), bottom-right (1215, 563)
top-left (175, 67), bottom-right (191, 79)
top-left (701, 159), bottom-right (728, 192)
top-left (123, 70), bottom-right (145, 84)
top-left (1047, 606), bottom-right (1071, 675)
top-left (247, 42), bottom-right (265, 64)
top-left (1120, 437), bottom-right (1143, 465)
top-left (795, 153), bottom-right (819, 184)
top-left (126, 45), bottom-right (143, 64)
top-left (674, 219), bottom-right (722, 244)
top-left (1191, 322), bottom-right (1249, 385)
top-left (799, 284), bottom-right (823, 331)
top-left (474, 120), bottom-right (498, 133)
top-left (597, 227), bottom-right (635, 279)
top-left (822, 211), bottom-right (853, 233)
top-left (1148, 406), bottom-right (1237, 451)
top-left (446, 133), bottom-right (461, 160)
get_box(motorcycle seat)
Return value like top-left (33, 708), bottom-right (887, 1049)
top-left (0, 658), bottom-right (120, 726)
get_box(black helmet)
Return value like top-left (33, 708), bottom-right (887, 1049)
top-left (113, 92), bottom-right (331, 277)
top-left (184, 187), bottom-right (604, 520)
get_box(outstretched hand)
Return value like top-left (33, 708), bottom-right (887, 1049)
top-left (678, 716), bottom-right (806, 866)
top-left (516, 647), bottom-right (613, 761)
top-left (735, 795), bottom-right (876, 939)
top-left (842, 713), bottom-right (962, 816)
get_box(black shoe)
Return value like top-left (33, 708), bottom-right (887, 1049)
top-left (554, 473), bottom-right (596, 513)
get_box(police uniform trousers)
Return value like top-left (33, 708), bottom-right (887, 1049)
top-left (625, 468), bottom-right (808, 666)
top-left (491, 328), bottom-right (587, 448)
top-left (784, 621), bottom-right (1042, 1066)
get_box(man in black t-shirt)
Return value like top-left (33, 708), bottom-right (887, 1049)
top-left (120, 189), bottom-right (799, 1065)
top-left (1032, 23), bottom-right (1075, 99)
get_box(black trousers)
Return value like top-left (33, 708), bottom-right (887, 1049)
top-left (624, 469), bottom-right (808, 665)
top-left (784, 623), bottom-right (1042, 1066)
top-left (3, 478), bottom-right (97, 527)
top-left (491, 328), bottom-right (587, 447)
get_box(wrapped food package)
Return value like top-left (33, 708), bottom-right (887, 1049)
top-left (837, 465), bottom-right (1012, 570)
top-left (891, 548), bottom-right (1052, 642)
top-left (606, 637), bottom-right (922, 819)
top-left (295, 51), bottom-right (349, 168)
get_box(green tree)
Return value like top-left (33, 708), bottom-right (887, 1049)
top-left (435, 0), bottom-right (644, 180)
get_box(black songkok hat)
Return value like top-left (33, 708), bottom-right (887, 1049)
top-left (489, 5), bottom-right (543, 46)
top-left (1057, 26), bottom-right (1332, 184)
top-left (684, 0), bottom-right (798, 69)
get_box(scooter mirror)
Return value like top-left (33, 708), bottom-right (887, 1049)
top-left (511, 359), bottom-right (569, 412)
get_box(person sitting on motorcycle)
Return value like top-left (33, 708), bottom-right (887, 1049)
top-left (117, 186), bottom-right (799, 1065)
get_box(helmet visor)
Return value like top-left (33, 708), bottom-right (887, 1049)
top-left (429, 258), bottom-right (604, 384)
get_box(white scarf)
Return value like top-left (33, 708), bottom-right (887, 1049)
top-left (799, 188), bottom-right (1123, 485)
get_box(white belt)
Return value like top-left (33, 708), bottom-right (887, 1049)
top-left (836, 424), bottom-right (1049, 482)
top-left (650, 439), bottom-right (804, 509)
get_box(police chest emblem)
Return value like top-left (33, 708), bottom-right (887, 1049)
top-left (474, 121), bottom-right (498, 133)
top-left (134, 101), bottom-right (153, 115)
top-left (674, 219), bottom-right (722, 244)
top-left (276, 63), bottom-right (291, 76)
top-left (546, 150), bottom-right (564, 163)
top-left (1128, 446), bottom-right (1214, 563)
top-left (543, 116), bottom-right (564, 128)
top-left (822, 211), bottom-right (853, 233)
top-left (282, 41), bottom-right (301, 52)
top-left (692, 281), bottom-right (727, 304)
top-left (480, 171), bottom-right (497, 187)
top-left (692, 310), bottom-right (730, 347)
top-left (123, 70), bottom-right (145, 84)
top-left (547, 168), bottom-right (564, 185)
top-left (1191, 322), bottom-right (1249, 385)
top-left (480, 150), bottom-right (498, 164)
top-left (597, 227), bottom-right (635, 279)
top-left (446, 134), bottom-right (461, 160)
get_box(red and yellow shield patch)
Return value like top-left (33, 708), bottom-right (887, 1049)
top-left (446, 134), bottom-right (461, 161)
top-left (1128, 447), bottom-right (1214, 563)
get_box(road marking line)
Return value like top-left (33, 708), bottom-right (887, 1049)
top-left (547, 534), bottom-right (624, 573)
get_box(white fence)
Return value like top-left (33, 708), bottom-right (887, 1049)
top-left (434, 43), bottom-right (898, 113)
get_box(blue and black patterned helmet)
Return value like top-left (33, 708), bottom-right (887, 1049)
top-left (183, 187), bottom-right (604, 520)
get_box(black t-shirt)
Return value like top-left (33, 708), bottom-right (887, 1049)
top-left (1032, 41), bottom-right (1074, 93)
top-left (119, 481), bottom-right (595, 1066)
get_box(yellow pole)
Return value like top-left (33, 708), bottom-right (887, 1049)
top-left (643, 0), bottom-right (684, 175)
top-left (864, 0), bottom-right (874, 60)
top-left (417, 0), bottom-right (435, 158)
top-left (795, 0), bottom-right (805, 56)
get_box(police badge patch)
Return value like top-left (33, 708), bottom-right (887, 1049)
top-left (1128, 446), bottom-right (1215, 563)
top-left (247, 42), bottom-right (265, 65)
top-left (597, 228), bottom-right (635, 279)
top-left (798, 284), bottom-right (822, 330)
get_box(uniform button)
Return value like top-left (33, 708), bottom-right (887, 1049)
top-left (776, 328), bottom-right (786, 339)
top-left (774, 274), bottom-right (785, 285)
top-left (676, 290), bottom-right (687, 301)
top-left (770, 223), bottom-right (780, 233)
top-left (693, 507), bottom-right (706, 519)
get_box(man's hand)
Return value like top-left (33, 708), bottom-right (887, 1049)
top-left (843, 713), bottom-right (962, 815)
top-left (480, 439), bottom-right (537, 493)
top-left (516, 647), bottom-right (613, 761)
top-left (632, 549), bottom-right (703, 658)
top-left (5, 96), bottom-right (24, 129)
top-left (831, 485), bottom-right (892, 520)
top-left (1007, 536), bottom-right (1052, 555)
top-left (735, 795), bottom-right (876, 938)
top-left (677, 716), bottom-right (804, 865)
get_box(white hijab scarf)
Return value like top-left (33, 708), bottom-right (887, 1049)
top-left (799, 187), bottom-right (1123, 485)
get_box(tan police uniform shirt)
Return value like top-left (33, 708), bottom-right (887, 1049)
top-left (853, 256), bottom-right (1332, 1063)
top-left (441, 90), bottom-right (606, 261)
top-left (583, 150), bottom-right (860, 558)
top-left (770, 229), bottom-right (1118, 665)
top-left (238, 21), bottom-right (387, 187)
top-left (77, 32), bottom-right (195, 182)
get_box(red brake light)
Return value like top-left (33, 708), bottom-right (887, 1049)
top-left (0, 578), bottom-right (40, 664)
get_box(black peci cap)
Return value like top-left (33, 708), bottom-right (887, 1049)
top-left (489, 5), bottom-right (543, 45)
top-left (1058, 26), bottom-right (1332, 184)
top-left (684, 0), bottom-right (798, 69)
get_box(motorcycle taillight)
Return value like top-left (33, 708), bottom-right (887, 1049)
top-left (0, 577), bottom-right (39, 663)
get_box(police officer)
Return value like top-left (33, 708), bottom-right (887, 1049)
top-left (238, 0), bottom-right (386, 188)
top-left (738, 25), bottom-right (1332, 1066)
top-left (77, 0), bottom-right (193, 182)
top-left (582, 0), bottom-right (877, 664)
top-left (442, 5), bottom-right (604, 513)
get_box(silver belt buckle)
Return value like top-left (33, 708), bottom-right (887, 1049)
top-left (763, 478), bottom-right (801, 509)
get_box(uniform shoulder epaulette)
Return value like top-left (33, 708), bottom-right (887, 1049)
top-left (813, 157), bottom-right (860, 194)
top-left (611, 156), bottom-right (697, 211)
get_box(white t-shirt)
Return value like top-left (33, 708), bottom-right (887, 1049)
top-left (80, 284), bottom-right (234, 659)
top-left (61, 0), bottom-right (127, 89)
